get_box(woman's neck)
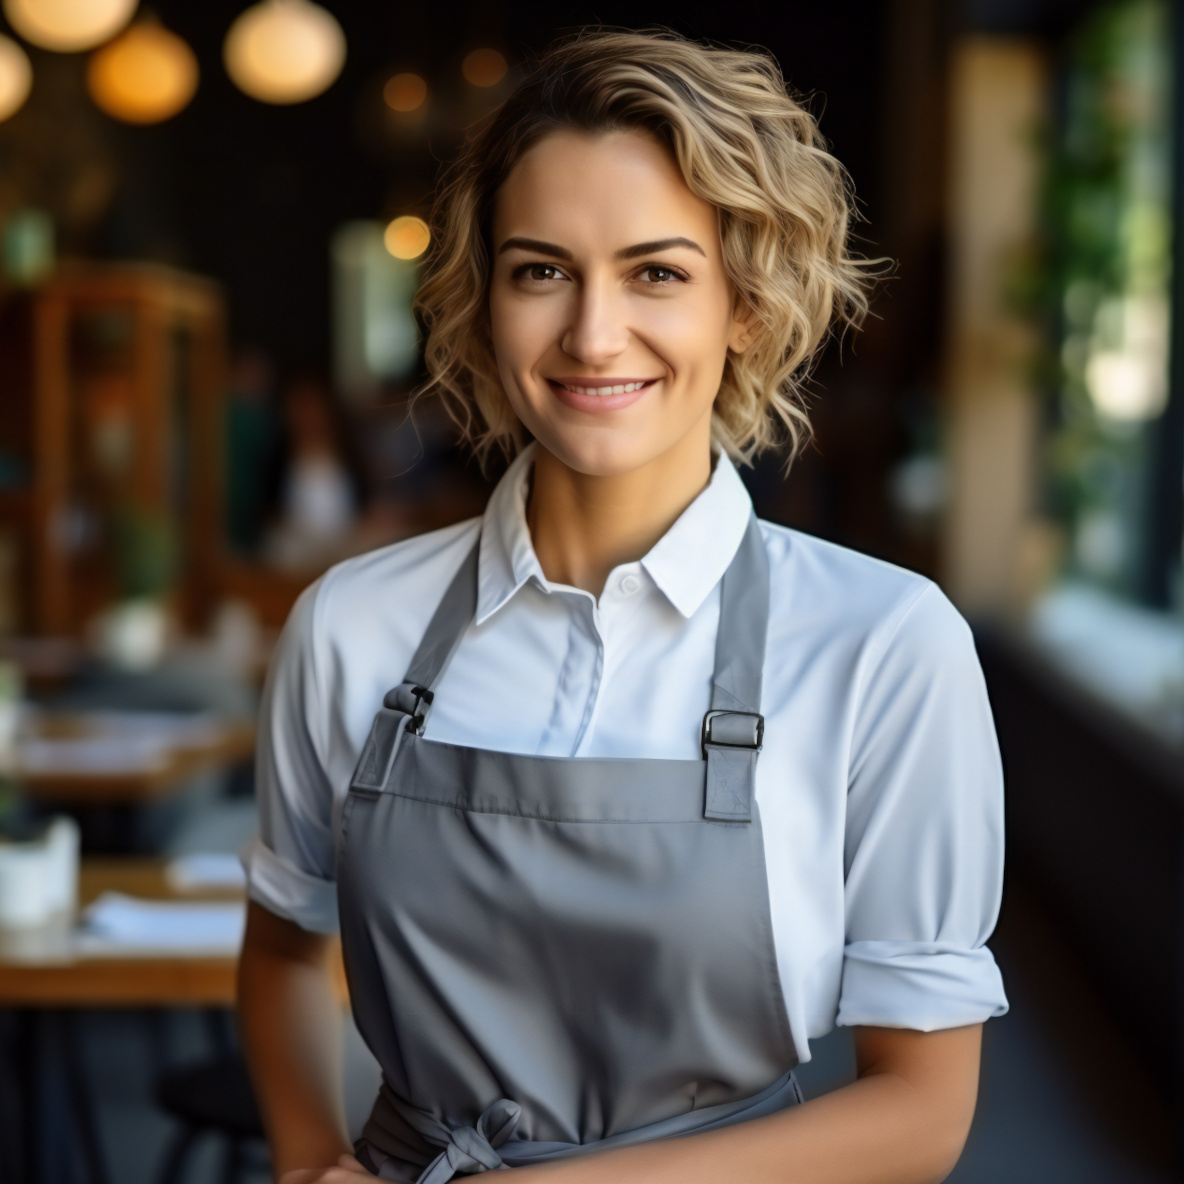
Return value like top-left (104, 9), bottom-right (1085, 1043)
top-left (526, 427), bottom-right (714, 597)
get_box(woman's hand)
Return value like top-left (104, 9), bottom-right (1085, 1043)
top-left (280, 1152), bottom-right (371, 1183)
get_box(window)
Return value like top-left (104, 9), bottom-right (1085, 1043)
top-left (1044, 0), bottom-right (1182, 607)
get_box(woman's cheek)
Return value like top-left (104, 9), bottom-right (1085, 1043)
top-left (639, 298), bottom-right (723, 364)
top-left (494, 301), bottom-right (560, 373)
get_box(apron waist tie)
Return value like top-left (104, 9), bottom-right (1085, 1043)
top-left (357, 1072), bottom-right (802, 1181)
top-left (359, 1090), bottom-right (520, 1181)
top-left (415, 1098), bottom-right (521, 1183)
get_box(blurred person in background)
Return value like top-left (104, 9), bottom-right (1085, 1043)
top-left (225, 347), bottom-right (281, 557)
top-left (263, 371), bottom-right (367, 572)
top-left (239, 27), bottom-right (1008, 1184)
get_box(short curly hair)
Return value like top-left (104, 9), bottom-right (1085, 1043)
top-left (415, 27), bottom-right (874, 467)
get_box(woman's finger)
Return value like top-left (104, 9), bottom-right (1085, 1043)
top-left (278, 1161), bottom-right (370, 1184)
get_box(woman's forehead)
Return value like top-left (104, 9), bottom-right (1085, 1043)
top-left (491, 128), bottom-right (719, 255)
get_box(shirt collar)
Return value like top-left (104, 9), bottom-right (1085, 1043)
top-left (476, 445), bottom-right (543, 625)
top-left (476, 442), bottom-right (754, 625)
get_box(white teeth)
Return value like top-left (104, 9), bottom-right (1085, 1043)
top-left (561, 380), bottom-right (649, 396)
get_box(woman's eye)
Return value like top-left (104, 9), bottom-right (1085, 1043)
top-left (517, 263), bottom-right (563, 283)
top-left (637, 265), bottom-right (684, 285)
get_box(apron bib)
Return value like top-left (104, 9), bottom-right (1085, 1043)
top-left (337, 515), bottom-right (799, 1181)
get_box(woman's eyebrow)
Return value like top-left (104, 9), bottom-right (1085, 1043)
top-left (615, 237), bottom-right (706, 259)
top-left (496, 236), bottom-right (706, 260)
top-left (498, 237), bottom-right (573, 259)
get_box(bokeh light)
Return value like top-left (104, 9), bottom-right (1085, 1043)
top-left (383, 72), bottom-right (427, 113)
top-left (223, 0), bottom-right (345, 106)
top-left (87, 20), bottom-right (198, 124)
top-left (0, 35), bottom-right (32, 123)
top-left (383, 216), bottom-right (430, 261)
top-left (461, 48), bottom-right (507, 88)
top-left (2, 0), bottom-right (137, 53)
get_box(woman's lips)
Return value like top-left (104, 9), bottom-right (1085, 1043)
top-left (546, 377), bottom-right (659, 413)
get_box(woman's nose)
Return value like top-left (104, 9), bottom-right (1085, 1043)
top-left (560, 284), bottom-right (629, 365)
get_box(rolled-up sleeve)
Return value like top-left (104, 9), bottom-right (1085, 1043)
top-left (241, 579), bottom-right (341, 934)
top-left (837, 583), bottom-right (1008, 1030)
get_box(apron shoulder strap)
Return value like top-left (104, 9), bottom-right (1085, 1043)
top-left (711, 514), bottom-right (769, 715)
top-left (383, 538), bottom-right (481, 730)
top-left (702, 514), bottom-right (770, 823)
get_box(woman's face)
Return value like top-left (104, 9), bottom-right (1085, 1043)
top-left (488, 129), bottom-right (750, 478)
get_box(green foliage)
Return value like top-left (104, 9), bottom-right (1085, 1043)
top-left (109, 505), bottom-right (179, 601)
top-left (1036, 0), bottom-right (1172, 594)
top-left (0, 779), bottom-right (15, 834)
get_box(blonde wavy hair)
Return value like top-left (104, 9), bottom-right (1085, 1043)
top-left (415, 27), bottom-right (874, 466)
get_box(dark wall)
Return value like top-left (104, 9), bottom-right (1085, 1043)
top-left (965, 0), bottom-right (1100, 36)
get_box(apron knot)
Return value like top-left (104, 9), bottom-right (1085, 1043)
top-left (417, 1099), bottom-right (522, 1183)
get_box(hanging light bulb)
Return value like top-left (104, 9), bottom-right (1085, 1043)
top-left (462, 48), bottom-right (507, 88)
top-left (0, 34), bottom-right (32, 123)
top-left (383, 216), bottom-right (430, 261)
top-left (87, 18), bottom-right (198, 124)
top-left (2, 0), bottom-right (137, 53)
top-left (224, 0), bottom-right (345, 105)
top-left (383, 72), bottom-right (427, 113)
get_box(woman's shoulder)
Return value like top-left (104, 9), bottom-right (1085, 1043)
top-left (324, 515), bottom-right (481, 593)
top-left (294, 516), bottom-right (483, 646)
top-left (757, 518), bottom-right (969, 661)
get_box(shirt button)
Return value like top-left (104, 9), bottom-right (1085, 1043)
top-left (620, 574), bottom-right (641, 596)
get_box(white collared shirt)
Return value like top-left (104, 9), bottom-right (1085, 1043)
top-left (245, 445), bottom-right (1008, 1058)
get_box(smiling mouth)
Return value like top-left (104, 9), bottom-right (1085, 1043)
top-left (547, 378), bottom-right (660, 397)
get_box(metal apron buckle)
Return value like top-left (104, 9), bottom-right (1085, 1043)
top-left (701, 710), bottom-right (764, 824)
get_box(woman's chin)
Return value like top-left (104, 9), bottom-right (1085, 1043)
top-left (533, 430), bottom-right (665, 479)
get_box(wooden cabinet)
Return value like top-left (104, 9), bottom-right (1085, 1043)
top-left (0, 263), bottom-right (226, 635)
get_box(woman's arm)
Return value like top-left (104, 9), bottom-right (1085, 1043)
top-left (514, 1023), bottom-right (982, 1184)
top-left (237, 900), bottom-right (354, 1180)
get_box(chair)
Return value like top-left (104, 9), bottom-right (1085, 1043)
top-left (153, 1052), bottom-right (267, 1184)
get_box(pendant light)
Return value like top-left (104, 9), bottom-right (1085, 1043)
top-left (0, 34), bottom-right (31, 123)
top-left (87, 18), bottom-right (198, 124)
top-left (461, 48), bottom-right (507, 88)
top-left (383, 72), bottom-right (427, 113)
top-left (383, 216), bottom-right (430, 261)
top-left (224, 0), bottom-right (345, 105)
top-left (2, 0), bottom-right (137, 53)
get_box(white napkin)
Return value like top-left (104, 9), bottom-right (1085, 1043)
top-left (77, 892), bottom-right (246, 955)
top-left (19, 737), bottom-right (170, 774)
top-left (166, 852), bottom-right (248, 891)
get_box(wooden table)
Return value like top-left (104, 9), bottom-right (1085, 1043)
top-left (0, 857), bottom-right (346, 1005)
top-left (13, 713), bottom-right (256, 805)
top-left (0, 858), bottom-right (346, 1184)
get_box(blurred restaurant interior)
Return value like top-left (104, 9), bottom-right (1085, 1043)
top-left (0, 0), bottom-right (1183, 1180)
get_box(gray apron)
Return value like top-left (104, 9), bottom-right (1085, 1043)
top-left (337, 515), bottom-right (800, 1182)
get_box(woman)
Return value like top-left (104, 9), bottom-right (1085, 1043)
top-left (238, 28), bottom-right (1008, 1184)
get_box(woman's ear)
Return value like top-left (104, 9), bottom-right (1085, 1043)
top-left (727, 296), bottom-right (756, 355)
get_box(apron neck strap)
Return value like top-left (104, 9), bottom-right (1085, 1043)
top-left (701, 514), bottom-right (768, 823)
top-left (709, 514), bottom-right (769, 716)
top-left (401, 541), bottom-right (481, 693)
